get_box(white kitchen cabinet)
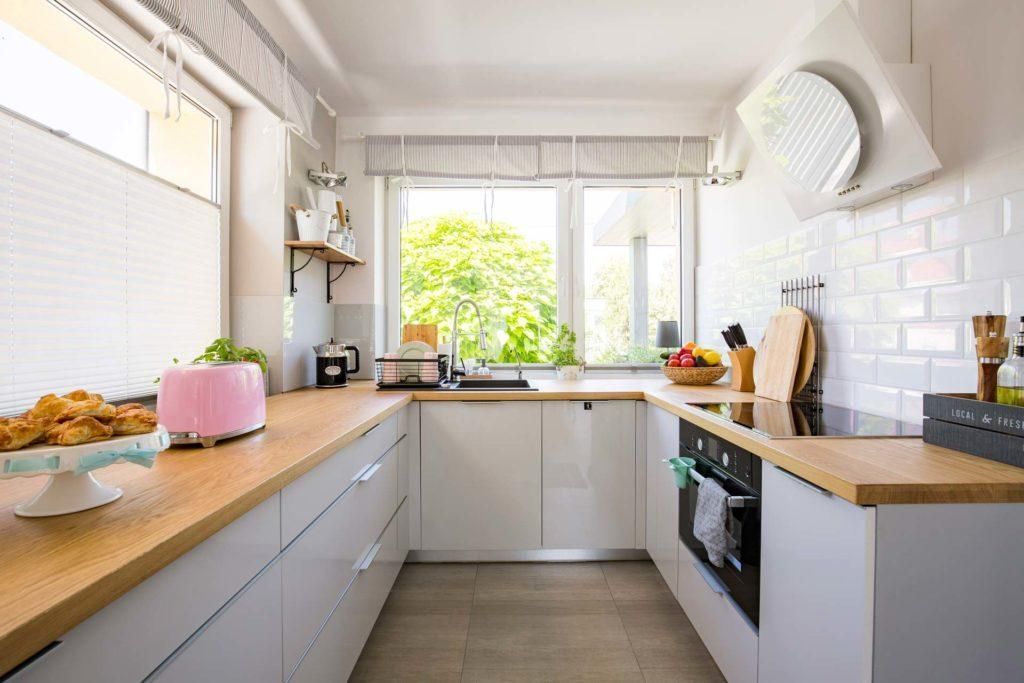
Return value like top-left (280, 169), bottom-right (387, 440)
top-left (151, 561), bottom-right (283, 682)
top-left (542, 400), bottom-right (636, 549)
top-left (645, 403), bottom-right (679, 595)
top-left (289, 500), bottom-right (409, 683)
top-left (421, 401), bottom-right (542, 550)
top-left (758, 464), bottom-right (874, 683)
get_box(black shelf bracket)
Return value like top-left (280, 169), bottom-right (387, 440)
top-left (288, 246), bottom-right (320, 297)
top-left (326, 263), bottom-right (350, 303)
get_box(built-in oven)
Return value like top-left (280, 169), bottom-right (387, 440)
top-left (678, 419), bottom-right (761, 627)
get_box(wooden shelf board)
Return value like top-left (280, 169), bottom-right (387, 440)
top-left (285, 241), bottom-right (365, 265)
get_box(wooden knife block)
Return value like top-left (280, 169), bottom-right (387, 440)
top-left (728, 348), bottom-right (756, 392)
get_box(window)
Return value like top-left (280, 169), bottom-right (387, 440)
top-left (400, 186), bottom-right (559, 363)
top-left (580, 187), bottom-right (681, 363)
top-left (393, 182), bottom-right (686, 367)
top-left (0, 0), bottom-right (217, 200)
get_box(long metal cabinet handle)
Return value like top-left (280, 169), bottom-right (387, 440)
top-left (350, 463), bottom-right (373, 482)
top-left (775, 466), bottom-right (832, 497)
top-left (358, 463), bottom-right (383, 482)
top-left (356, 543), bottom-right (382, 571)
top-left (693, 561), bottom-right (729, 595)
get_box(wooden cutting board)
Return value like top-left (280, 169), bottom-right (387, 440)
top-left (402, 324), bottom-right (438, 350)
top-left (754, 306), bottom-right (808, 402)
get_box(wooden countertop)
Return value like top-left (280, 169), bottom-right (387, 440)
top-left (1, 378), bottom-right (1022, 675)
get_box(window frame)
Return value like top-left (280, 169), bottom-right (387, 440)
top-left (5, 0), bottom-right (232, 332)
top-left (386, 177), bottom-right (695, 370)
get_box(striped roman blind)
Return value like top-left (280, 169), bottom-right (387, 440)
top-left (0, 108), bottom-right (221, 415)
top-left (364, 135), bottom-right (709, 181)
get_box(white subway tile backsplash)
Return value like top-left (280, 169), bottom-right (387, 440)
top-left (878, 222), bottom-right (928, 259)
top-left (930, 198), bottom-right (1002, 249)
top-left (775, 254), bottom-right (803, 281)
top-left (931, 359), bottom-right (977, 393)
top-left (902, 248), bottom-right (962, 287)
top-left (1006, 276), bottom-right (1024, 317)
top-left (931, 280), bottom-right (1003, 319)
top-left (825, 268), bottom-right (856, 296)
top-left (763, 236), bottom-right (789, 259)
top-left (963, 146), bottom-right (1024, 204)
top-left (822, 324), bottom-right (855, 352)
top-left (803, 246), bottom-right (835, 275)
top-left (855, 323), bottom-right (900, 352)
top-left (822, 377), bottom-right (855, 408)
top-left (830, 294), bottom-right (877, 323)
top-left (877, 355), bottom-right (930, 391)
top-left (833, 352), bottom-right (877, 382)
top-left (788, 225), bottom-right (819, 253)
top-left (853, 383), bottom-right (902, 418)
top-left (836, 234), bottom-right (877, 268)
top-left (901, 176), bottom-right (963, 222)
top-left (901, 390), bottom-right (925, 425)
top-left (964, 233), bottom-right (1024, 280)
top-left (1006, 190), bottom-right (1024, 234)
top-left (877, 288), bottom-right (930, 321)
top-left (820, 214), bottom-right (856, 245)
top-left (856, 260), bottom-right (901, 293)
top-left (751, 262), bottom-right (776, 285)
top-left (856, 195), bottom-right (901, 234)
top-left (904, 322), bottom-right (964, 357)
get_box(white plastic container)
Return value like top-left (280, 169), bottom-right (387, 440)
top-left (290, 205), bottom-right (332, 242)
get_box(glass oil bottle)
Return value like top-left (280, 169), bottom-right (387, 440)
top-left (997, 316), bottom-right (1024, 406)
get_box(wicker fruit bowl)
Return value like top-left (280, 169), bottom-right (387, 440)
top-left (661, 364), bottom-right (727, 386)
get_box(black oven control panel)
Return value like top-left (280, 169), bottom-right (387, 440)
top-left (679, 419), bottom-right (760, 493)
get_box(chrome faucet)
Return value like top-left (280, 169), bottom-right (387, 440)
top-left (448, 299), bottom-right (487, 383)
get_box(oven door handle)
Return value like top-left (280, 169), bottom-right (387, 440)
top-left (669, 463), bottom-right (759, 508)
top-left (693, 561), bottom-right (730, 596)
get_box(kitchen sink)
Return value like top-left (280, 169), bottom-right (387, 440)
top-left (444, 379), bottom-right (537, 391)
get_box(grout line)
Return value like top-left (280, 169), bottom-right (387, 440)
top-left (459, 563), bottom-right (478, 677)
top-left (600, 562), bottom-right (644, 675)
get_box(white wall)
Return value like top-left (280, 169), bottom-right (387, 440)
top-left (695, 0), bottom-right (1024, 422)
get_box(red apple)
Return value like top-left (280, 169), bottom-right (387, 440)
top-left (669, 353), bottom-right (680, 362)
top-left (680, 356), bottom-right (696, 368)
top-left (667, 358), bottom-right (682, 367)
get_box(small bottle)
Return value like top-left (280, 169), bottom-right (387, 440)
top-left (997, 316), bottom-right (1024, 406)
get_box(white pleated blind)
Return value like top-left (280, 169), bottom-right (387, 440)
top-left (0, 109), bottom-right (221, 415)
top-left (364, 135), bottom-right (708, 181)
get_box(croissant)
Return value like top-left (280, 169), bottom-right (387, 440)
top-left (0, 418), bottom-right (49, 451)
top-left (25, 394), bottom-right (74, 425)
top-left (55, 400), bottom-right (117, 424)
top-left (63, 389), bottom-right (103, 402)
top-left (116, 403), bottom-right (147, 414)
top-left (46, 417), bottom-right (113, 446)
top-left (112, 408), bottom-right (158, 435)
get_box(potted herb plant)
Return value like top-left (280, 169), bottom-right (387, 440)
top-left (158, 338), bottom-right (270, 394)
top-left (550, 324), bottom-right (584, 380)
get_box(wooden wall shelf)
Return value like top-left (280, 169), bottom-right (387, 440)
top-left (285, 241), bottom-right (364, 303)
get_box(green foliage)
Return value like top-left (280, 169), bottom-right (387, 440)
top-left (549, 324), bottom-right (582, 368)
top-left (156, 338), bottom-right (267, 383)
top-left (401, 213), bottom-right (556, 363)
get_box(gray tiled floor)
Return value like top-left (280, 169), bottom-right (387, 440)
top-left (351, 561), bottom-right (725, 682)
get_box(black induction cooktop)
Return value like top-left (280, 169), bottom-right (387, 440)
top-left (688, 401), bottom-right (923, 438)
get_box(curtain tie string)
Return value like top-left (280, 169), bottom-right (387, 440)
top-left (148, 8), bottom-right (200, 121)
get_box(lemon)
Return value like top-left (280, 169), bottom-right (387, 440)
top-left (703, 350), bottom-right (721, 366)
top-left (691, 346), bottom-right (705, 358)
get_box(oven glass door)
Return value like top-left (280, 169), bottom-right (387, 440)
top-left (678, 455), bottom-right (761, 627)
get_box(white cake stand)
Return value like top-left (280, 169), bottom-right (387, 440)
top-left (1, 427), bottom-right (169, 517)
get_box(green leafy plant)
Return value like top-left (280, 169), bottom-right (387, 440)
top-left (155, 338), bottom-right (268, 382)
top-left (549, 324), bottom-right (582, 368)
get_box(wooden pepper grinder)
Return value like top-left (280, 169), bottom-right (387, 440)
top-left (973, 311), bottom-right (1009, 402)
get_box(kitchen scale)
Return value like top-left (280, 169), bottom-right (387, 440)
top-left (689, 401), bottom-right (923, 439)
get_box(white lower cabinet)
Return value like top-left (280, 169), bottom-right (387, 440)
top-left (758, 464), bottom-right (874, 683)
top-left (289, 499), bottom-right (409, 682)
top-left (645, 403), bottom-right (679, 595)
top-left (151, 561), bottom-right (283, 682)
top-left (542, 400), bottom-right (636, 549)
top-left (677, 543), bottom-right (757, 683)
top-left (421, 401), bottom-right (542, 550)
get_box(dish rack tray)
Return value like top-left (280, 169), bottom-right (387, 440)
top-left (375, 355), bottom-right (449, 389)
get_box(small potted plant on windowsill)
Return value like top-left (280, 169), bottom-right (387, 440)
top-left (550, 324), bottom-right (584, 380)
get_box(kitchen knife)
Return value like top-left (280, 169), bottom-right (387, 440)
top-left (721, 329), bottom-right (737, 350)
top-left (731, 323), bottom-right (749, 348)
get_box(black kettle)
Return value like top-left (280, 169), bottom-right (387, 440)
top-left (312, 338), bottom-right (360, 388)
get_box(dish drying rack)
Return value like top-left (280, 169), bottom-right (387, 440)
top-left (375, 355), bottom-right (449, 389)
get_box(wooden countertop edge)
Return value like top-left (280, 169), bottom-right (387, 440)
top-left (0, 394), bottom-right (411, 677)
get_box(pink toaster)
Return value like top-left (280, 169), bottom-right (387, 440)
top-left (157, 362), bottom-right (266, 447)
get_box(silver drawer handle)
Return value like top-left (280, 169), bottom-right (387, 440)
top-left (358, 463), bottom-right (382, 482)
top-left (775, 466), bottom-right (832, 497)
top-left (360, 423), bottom-right (380, 438)
top-left (354, 543), bottom-right (382, 571)
top-left (350, 463), bottom-right (372, 481)
top-left (693, 561), bottom-right (729, 595)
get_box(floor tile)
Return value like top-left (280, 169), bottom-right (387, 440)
top-left (640, 665), bottom-right (726, 682)
top-left (462, 670), bottom-right (646, 682)
top-left (389, 562), bottom-right (478, 603)
top-left (474, 562), bottom-right (612, 602)
top-left (615, 600), bottom-right (714, 670)
top-left (601, 561), bottom-right (675, 600)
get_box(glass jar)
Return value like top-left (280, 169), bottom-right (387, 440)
top-left (997, 318), bottom-right (1024, 406)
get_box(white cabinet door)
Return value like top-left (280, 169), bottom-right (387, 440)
top-left (421, 402), bottom-right (542, 550)
top-left (542, 400), bottom-right (636, 549)
top-left (645, 404), bottom-right (679, 595)
top-left (758, 464), bottom-right (875, 683)
top-left (152, 561), bottom-right (283, 682)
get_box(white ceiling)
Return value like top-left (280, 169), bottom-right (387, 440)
top-left (246, 0), bottom-right (816, 131)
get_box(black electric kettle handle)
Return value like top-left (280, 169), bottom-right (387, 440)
top-left (345, 346), bottom-right (360, 374)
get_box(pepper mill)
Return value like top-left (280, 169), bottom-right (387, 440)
top-left (973, 311), bottom-right (1009, 402)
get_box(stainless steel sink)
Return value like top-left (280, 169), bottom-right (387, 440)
top-left (444, 379), bottom-right (537, 391)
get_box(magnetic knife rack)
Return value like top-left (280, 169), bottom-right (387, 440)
top-left (781, 275), bottom-right (824, 427)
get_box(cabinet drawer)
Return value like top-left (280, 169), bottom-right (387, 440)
top-left (12, 495), bottom-right (280, 683)
top-left (150, 561), bottom-right (282, 682)
top-left (282, 442), bottom-right (400, 675)
top-left (677, 542), bottom-right (757, 683)
top-left (289, 499), bottom-right (408, 682)
top-left (281, 409), bottom-right (404, 545)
